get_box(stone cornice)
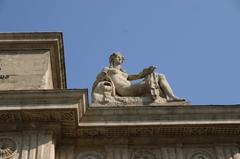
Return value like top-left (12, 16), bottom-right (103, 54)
top-left (76, 104), bottom-right (240, 138)
top-left (0, 89), bottom-right (87, 106)
top-left (80, 104), bottom-right (240, 126)
top-left (1, 89), bottom-right (240, 138)
top-left (0, 89), bottom-right (88, 138)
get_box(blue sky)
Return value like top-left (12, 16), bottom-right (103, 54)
top-left (0, 0), bottom-right (240, 104)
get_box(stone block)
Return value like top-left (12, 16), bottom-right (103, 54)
top-left (0, 32), bottom-right (66, 90)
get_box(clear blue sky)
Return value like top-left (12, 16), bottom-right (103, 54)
top-left (0, 0), bottom-right (240, 104)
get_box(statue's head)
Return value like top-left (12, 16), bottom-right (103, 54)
top-left (109, 52), bottom-right (125, 67)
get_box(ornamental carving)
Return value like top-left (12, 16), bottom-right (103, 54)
top-left (61, 111), bottom-right (75, 121)
top-left (0, 113), bottom-right (15, 122)
top-left (0, 137), bottom-right (17, 159)
top-left (189, 151), bottom-right (212, 159)
top-left (131, 150), bottom-right (156, 159)
top-left (76, 126), bottom-right (240, 138)
top-left (76, 151), bottom-right (103, 159)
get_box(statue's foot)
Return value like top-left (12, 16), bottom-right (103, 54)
top-left (168, 97), bottom-right (186, 102)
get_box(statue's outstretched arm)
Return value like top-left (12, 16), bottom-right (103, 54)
top-left (127, 73), bottom-right (144, 81)
top-left (127, 66), bottom-right (156, 81)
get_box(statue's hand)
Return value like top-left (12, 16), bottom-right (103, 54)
top-left (142, 66), bottom-right (157, 76)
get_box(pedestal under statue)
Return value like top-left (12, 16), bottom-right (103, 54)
top-left (92, 52), bottom-right (187, 106)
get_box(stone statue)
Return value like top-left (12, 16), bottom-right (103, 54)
top-left (92, 52), bottom-right (186, 106)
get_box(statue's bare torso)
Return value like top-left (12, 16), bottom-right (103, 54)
top-left (108, 68), bottom-right (148, 96)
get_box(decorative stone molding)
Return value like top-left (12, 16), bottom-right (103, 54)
top-left (76, 151), bottom-right (103, 159)
top-left (0, 113), bottom-right (15, 122)
top-left (0, 137), bottom-right (17, 159)
top-left (131, 150), bottom-right (156, 159)
top-left (70, 145), bottom-right (240, 159)
top-left (77, 126), bottom-right (240, 138)
top-left (188, 150), bottom-right (213, 159)
top-left (0, 89), bottom-right (87, 138)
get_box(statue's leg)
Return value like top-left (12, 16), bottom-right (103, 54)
top-left (128, 81), bottom-right (148, 96)
top-left (157, 73), bottom-right (185, 101)
top-left (117, 81), bottom-right (147, 97)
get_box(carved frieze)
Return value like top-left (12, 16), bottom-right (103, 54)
top-left (73, 146), bottom-right (240, 159)
top-left (77, 126), bottom-right (240, 138)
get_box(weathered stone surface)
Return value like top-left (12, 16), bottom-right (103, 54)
top-left (0, 32), bottom-right (66, 90)
top-left (0, 50), bottom-right (53, 90)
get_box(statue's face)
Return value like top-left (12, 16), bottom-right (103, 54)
top-left (113, 54), bottom-right (123, 65)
